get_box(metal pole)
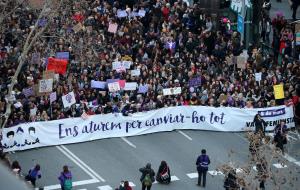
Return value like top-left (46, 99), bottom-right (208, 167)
top-left (241, 0), bottom-right (245, 43)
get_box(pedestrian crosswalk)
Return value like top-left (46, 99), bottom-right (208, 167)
top-left (69, 163), bottom-right (294, 190)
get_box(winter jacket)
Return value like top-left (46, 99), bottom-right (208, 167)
top-left (196, 154), bottom-right (210, 171)
top-left (58, 171), bottom-right (72, 185)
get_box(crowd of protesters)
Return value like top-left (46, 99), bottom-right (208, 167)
top-left (0, 0), bottom-right (299, 129)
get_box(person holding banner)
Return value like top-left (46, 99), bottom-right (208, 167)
top-left (253, 114), bottom-right (267, 137)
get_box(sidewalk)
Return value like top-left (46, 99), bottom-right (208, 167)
top-left (270, 0), bottom-right (300, 20)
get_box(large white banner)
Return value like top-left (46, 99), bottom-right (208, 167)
top-left (1, 106), bottom-right (294, 152)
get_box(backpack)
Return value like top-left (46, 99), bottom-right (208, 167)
top-left (63, 175), bottom-right (72, 190)
top-left (143, 173), bottom-right (152, 186)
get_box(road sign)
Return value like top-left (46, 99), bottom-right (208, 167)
top-left (237, 14), bottom-right (244, 34)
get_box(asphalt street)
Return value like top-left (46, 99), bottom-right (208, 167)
top-left (7, 130), bottom-right (300, 190)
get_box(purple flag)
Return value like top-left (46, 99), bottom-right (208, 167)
top-left (188, 77), bottom-right (201, 87)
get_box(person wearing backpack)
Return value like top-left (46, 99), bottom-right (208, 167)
top-left (156, 160), bottom-right (171, 184)
top-left (139, 163), bottom-right (155, 190)
top-left (58, 165), bottom-right (72, 190)
top-left (25, 164), bottom-right (41, 187)
top-left (196, 149), bottom-right (210, 187)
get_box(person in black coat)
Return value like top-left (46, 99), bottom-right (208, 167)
top-left (139, 163), bottom-right (155, 190)
top-left (253, 113), bottom-right (267, 136)
top-left (291, 0), bottom-right (300, 20)
top-left (156, 160), bottom-right (171, 184)
top-left (196, 149), bottom-right (211, 187)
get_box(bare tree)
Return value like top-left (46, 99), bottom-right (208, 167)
top-left (1, 0), bottom-right (63, 128)
top-left (219, 132), bottom-right (300, 190)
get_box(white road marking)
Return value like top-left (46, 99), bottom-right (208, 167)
top-left (284, 154), bottom-right (297, 162)
top-left (208, 170), bottom-right (224, 176)
top-left (294, 161), bottom-right (300, 167)
top-left (98, 185), bottom-right (113, 190)
top-left (273, 163), bottom-right (288, 169)
top-left (57, 145), bottom-right (105, 182)
top-left (171, 175), bottom-right (180, 181)
top-left (186, 172), bottom-right (198, 179)
top-left (288, 131), bottom-right (299, 136)
top-left (287, 135), bottom-right (297, 141)
top-left (178, 130), bottom-right (192, 141)
top-left (129, 182), bottom-right (136, 187)
top-left (121, 137), bottom-right (137, 148)
top-left (253, 166), bottom-right (257, 171)
top-left (36, 179), bottom-right (99, 190)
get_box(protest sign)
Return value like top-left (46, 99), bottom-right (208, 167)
top-left (273, 84), bottom-right (284, 99)
top-left (117, 10), bottom-right (127, 18)
top-left (138, 85), bottom-right (148, 94)
top-left (124, 82), bottom-right (138, 90)
top-left (73, 23), bottom-right (83, 33)
top-left (47, 58), bottom-right (68, 75)
top-left (49, 92), bottom-right (57, 103)
top-left (14, 102), bottom-right (22, 108)
top-left (122, 61), bottom-right (132, 69)
top-left (131, 69), bottom-right (140, 76)
top-left (30, 107), bottom-right (37, 117)
top-left (112, 61), bottom-right (121, 70)
top-left (108, 82), bottom-right (120, 92)
top-left (62, 91), bottom-right (76, 108)
top-left (138, 9), bottom-right (146, 17)
top-left (237, 55), bottom-right (246, 69)
top-left (31, 52), bottom-right (40, 65)
top-left (108, 23), bottom-right (118, 33)
top-left (255, 72), bottom-right (262, 82)
top-left (39, 79), bottom-right (53, 93)
top-left (189, 77), bottom-right (201, 87)
top-left (91, 80), bottom-right (106, 89)
top-left (163, 87), bottom-right (182, 96)
top-left (22, 87), bottom-right (34, 98)
top-left (56, 52), bottom-right (69, 60)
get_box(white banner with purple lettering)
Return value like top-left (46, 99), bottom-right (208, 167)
top-left (1, 105), bottom-right (294, 152)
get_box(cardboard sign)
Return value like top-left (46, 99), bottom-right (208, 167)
top-left (255, 72), bottom-right (262, 82)
top-left (108, 23), bottom-right (118, 33)
top-left (39, 79), bottom-right (53, 93)
top-left (73, 23), bottom-right (83, 33)
top-left (273, 84), bottom-right (284, 99)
